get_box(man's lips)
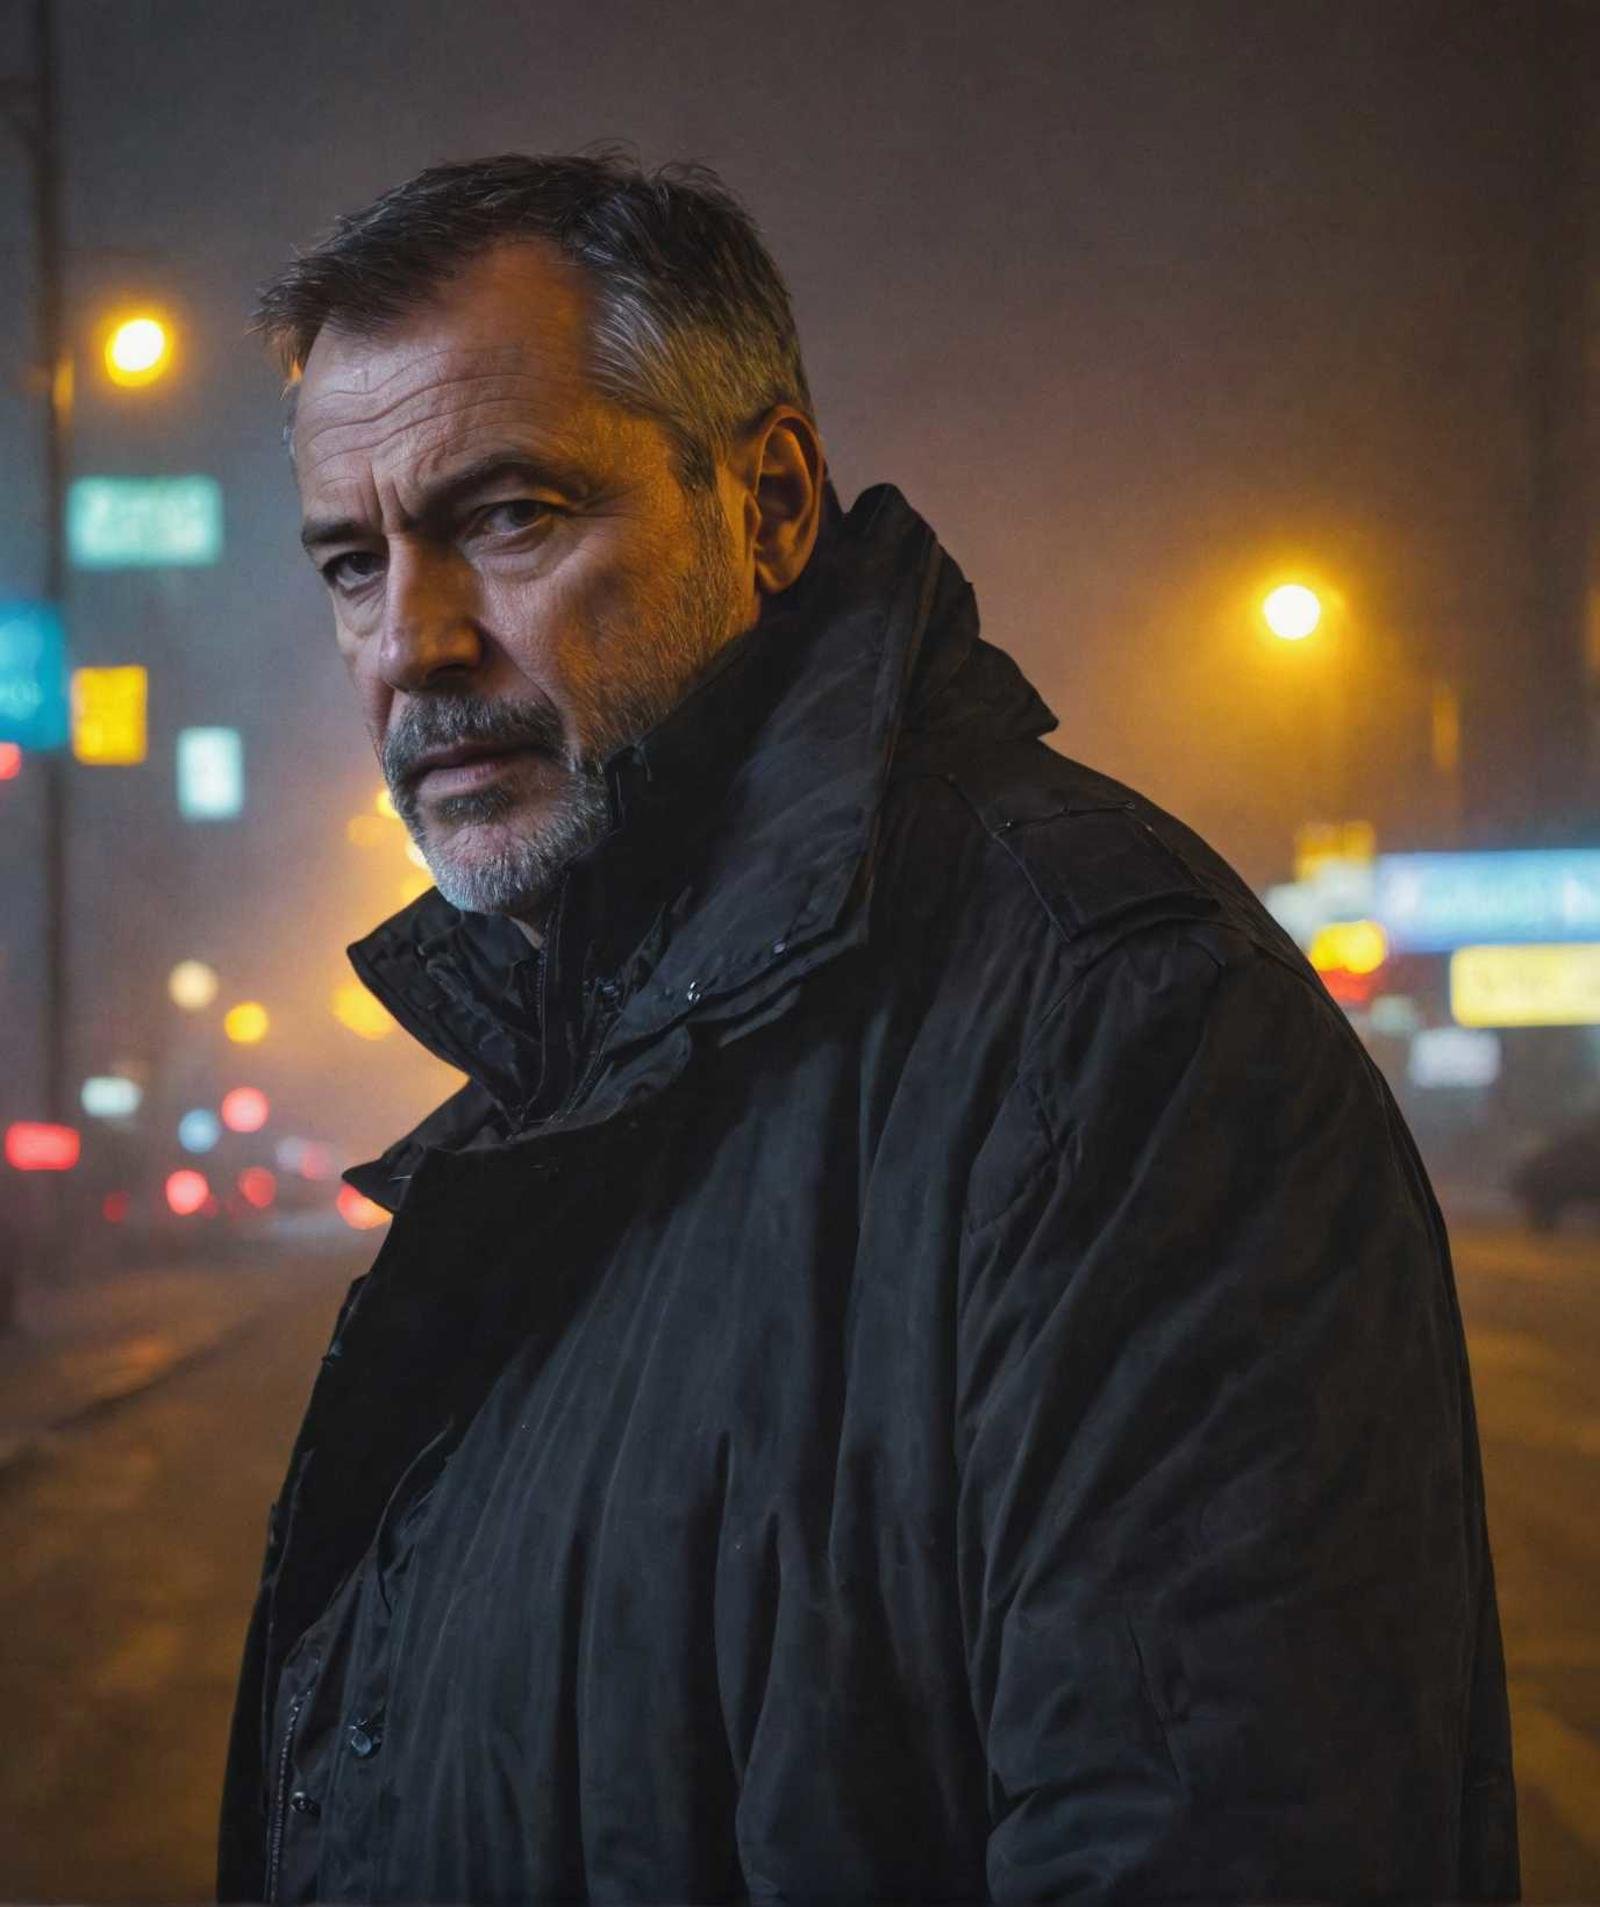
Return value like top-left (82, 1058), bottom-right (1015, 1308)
top-left (409, 742), bottom-right (543, 795)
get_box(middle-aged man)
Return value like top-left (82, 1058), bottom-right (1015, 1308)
top-left (220, 153), bottom-right (1516, 1905)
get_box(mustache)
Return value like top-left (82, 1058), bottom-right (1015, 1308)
top-left (383, 695), bottom-right (569, 791)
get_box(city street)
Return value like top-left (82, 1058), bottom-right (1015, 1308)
top-left (0, 1220), bottom-right (1595, 1902)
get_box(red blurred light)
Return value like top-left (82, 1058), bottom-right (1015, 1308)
top-left (102, 1189), bottom-right (132, 1223)
top-left (0, 743), bottom-right (21, 781)
top-left (165, 1168), bottom-right (209, 1216)
top-left (237, 1165), bottom-right (277, 1210)
top-left (298, 1141), bottom-right (334, 1181)
top-left (220, 1086), bottom-right (270, 1133)
top-left (336, 1183), bottom-right (389, 1231)
top-left (1320, 966), bottom-right (1381, 1008)
top-left (5, 1121), bottom-right (81, 1171)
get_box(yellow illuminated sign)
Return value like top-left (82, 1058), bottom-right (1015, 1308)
top-left (1450, 943), bottom-right (1600, 1028)
top-left (1309, 918), bottom-right (1388, 976)
top-left (71, 666), bottom-right (147, 765)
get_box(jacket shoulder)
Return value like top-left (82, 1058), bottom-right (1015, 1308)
top-left (903, 740), bottom-right (1305, 976)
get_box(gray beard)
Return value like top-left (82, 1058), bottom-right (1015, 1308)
top-left (420, 767), bottom-right (613, 918)
top-left (398, 491), bottom-right (745, 923)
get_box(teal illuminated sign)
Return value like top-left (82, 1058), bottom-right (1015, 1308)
top-left (177, 726), bottom-right (244, 819)
top-left (1375, 850), bottom-right (1600, 952)
top-left (67, 475), bottom-right (224, 569)
top-left (0, 600), bottom-right (69, 749)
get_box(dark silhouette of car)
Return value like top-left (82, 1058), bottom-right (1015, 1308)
top-left (1510, 1112), bottom-right (1600, 1232)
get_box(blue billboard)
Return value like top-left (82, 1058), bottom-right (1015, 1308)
top-left (0, 601), bottom-right (69, 749)
top-left (1374, 850), bottom-right (1600, 953)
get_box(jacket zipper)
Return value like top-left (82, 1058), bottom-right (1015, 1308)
top-left (264, 1687), bottom-right (307, 1905)
top-left (565, 982), bottom-right (624, 1115)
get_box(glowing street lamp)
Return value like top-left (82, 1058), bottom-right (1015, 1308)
top-left (103, 313), bottom-right (174, 388)
top-left (1262, 583), bottom-right (1323, 642)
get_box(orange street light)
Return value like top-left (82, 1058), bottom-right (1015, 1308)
top-left (1262, 582), bottom-right (1323, 642)
top-left (103, 312), bottom-right (175, 388)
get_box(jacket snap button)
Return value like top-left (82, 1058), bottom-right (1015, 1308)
top-left (684, 979), bottom-right (702, 1004)
top-left (347, 1719), bottom-right (381, 1758)
top-left (289, 1790), bottom-right (321, 1816)
top-left (771, 939), bottom-right (787, 955)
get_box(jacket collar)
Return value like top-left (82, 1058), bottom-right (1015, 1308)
top-left (345, 483), bottom-right (1056, 1175)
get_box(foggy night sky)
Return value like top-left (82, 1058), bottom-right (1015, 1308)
top-left (0, 0), bottom-right (1578, 1153)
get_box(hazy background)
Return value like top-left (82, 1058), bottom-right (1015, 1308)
top-left (0, 0), bottom-right (1594, 1159)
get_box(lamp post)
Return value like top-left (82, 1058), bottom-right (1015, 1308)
top-left (1, 0), bottom-right (176, 1289)
top-left (32, 0), bottom-right (67, 1141)
top-left (1260, 579), bottom-right (1350, 819)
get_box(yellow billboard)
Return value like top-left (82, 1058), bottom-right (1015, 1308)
top-left (71, 665), bottom-right (147, 765)
top-left (1450, 943), bottom-right (1600, 1028)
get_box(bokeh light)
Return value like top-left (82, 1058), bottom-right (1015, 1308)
top-left (220, 1085), bottom-right (270, 1133)
top-left (81, 1074), bottom-right (142, 1119)
top-left (5, 1122), bottom-right (80, 1171)
top-left (178, 1108), bottom-right (221, 1153)
top-left (168, 959), bottom-right (220, 1011)
top-left (337, 1183), bottom-right (390, 1231)
top-left (224, 1000), bottom-right (269, 1044)
top-left (237, 1166), bottom-right (277, 1209)
top-left (165, 1168), bottom-right (210, 1216)
top-left (331, 982), bottom-right (395, 1040)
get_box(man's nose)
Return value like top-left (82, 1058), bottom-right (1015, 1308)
top-left (375, 544), bottom-right (483, 691)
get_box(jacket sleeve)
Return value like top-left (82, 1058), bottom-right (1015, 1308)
top-left (954, 926), bottom-right (1516, 1903)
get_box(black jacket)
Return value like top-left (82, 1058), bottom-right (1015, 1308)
top-left (219, 485), bottom-right (1517, 1904)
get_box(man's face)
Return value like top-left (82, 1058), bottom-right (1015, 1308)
top-left (292, 241), bottom-right (755, 923)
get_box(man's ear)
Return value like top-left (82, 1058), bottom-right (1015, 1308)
top-left (728, 407), bottom-right (826, 598)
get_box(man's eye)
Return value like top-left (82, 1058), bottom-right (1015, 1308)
top-left (477, 499), bottom-right (553, 535)
top-left (322, 550), bottom-right (385, 591)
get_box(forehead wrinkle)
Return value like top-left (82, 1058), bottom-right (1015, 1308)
top-left (295, 362), bottom-right (592, 472)
top-left (298, 330), bottom-right (588, 430)
top-left (296, 409), bottom-right (614, 535)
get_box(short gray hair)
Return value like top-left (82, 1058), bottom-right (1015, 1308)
top-left (254, 149), bottom-right (814, 489)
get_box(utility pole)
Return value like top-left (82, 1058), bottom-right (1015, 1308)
top-left (33, 0), bottom-right (69, 1137)
top-left (0, 0), bottom-right (70, 1306)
